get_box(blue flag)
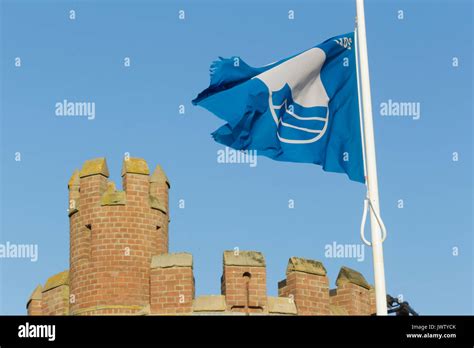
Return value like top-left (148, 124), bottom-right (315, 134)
top-left (192, 32), bottom-right (365, 183)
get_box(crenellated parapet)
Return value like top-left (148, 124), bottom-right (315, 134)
top-left (68, 158), bottom-right (169, 216)
top-left (27, 156), bottom-right (377, 316)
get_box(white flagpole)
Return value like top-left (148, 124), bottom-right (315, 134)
top-left (355, 0), bottom-right (388, 315)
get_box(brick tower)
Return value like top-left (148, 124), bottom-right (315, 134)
top-left (68, 157), bottom-right (169, 315)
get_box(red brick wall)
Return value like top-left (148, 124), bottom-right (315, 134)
top-left (221, 266), bottom-right (267, 313)
top-left (330, 282), bottom-right (371, 315)
top-left (41, 286), bottom-right (69, 315)
top-left (150, 267), bottom-right (194, 314)
top-left (278, 271), bottom-right (330, 315)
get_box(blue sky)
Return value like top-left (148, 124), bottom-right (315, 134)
top-left (0, 0), bottom-right (472, 315)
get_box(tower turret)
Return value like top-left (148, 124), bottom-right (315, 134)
top-left (68, 157), bottom-right (170, 315)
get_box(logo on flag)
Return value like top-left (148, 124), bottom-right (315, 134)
top-left (255, 48), bottom-right (329, 144)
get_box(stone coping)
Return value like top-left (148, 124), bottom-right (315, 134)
top-left (122, 158), bottom-right (150, 176)
top-left (267, 296), bottom-right (297, 315)
top-left (336, 266), bottom-right (371, 290)
top-left (286, 257), bottom-right (327, 276)
top-left (223, 250), bottom-right (265, 267)
top-left (43, 270), bottom-right (69, 292)
top-left (193, 295), bottom-right (226, 312)
top-left (151, 253), bottom-right (193, 269)
top-left (79, 158), bottom-right (109, 178)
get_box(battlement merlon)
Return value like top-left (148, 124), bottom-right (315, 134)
top-left (150, 164), bottom-right (170, 189)
top-left (149, 165), bottom-right (170, 215)
top-left (278, 257), bottom-right (330, 315)
top-left (150, 253), bottom-right (195, 314)
top-left (121, 157), bottom-right (151, 207)
top-left (330, 266), bottom-right (375, 315)
top-left (221, 251), bottom-right (267, 312)
top-left (68, 158), bottom-right (110, 217)
top-left (67, 157), bottom-right (170, 216)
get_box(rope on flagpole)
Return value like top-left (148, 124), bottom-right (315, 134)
top-left (356, 22), bottom-right (387, 248)
top-left (360, 194), bottom-right (387, 246)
